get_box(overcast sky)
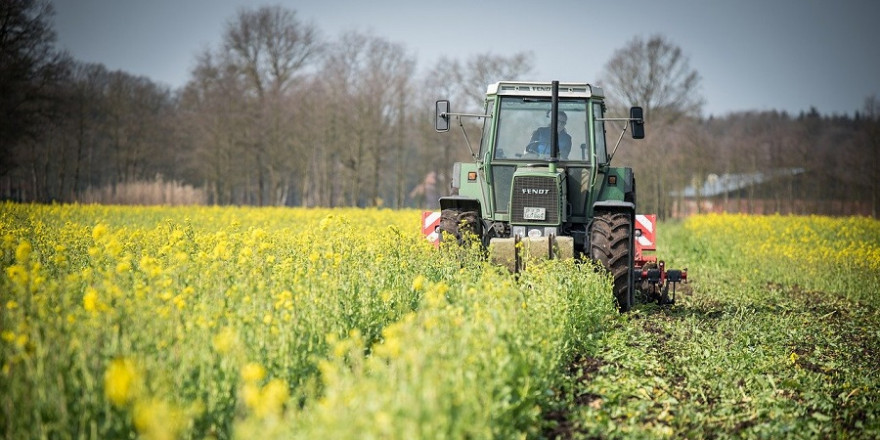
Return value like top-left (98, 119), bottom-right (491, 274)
top-left (52, 0), bottom-right (880, 118)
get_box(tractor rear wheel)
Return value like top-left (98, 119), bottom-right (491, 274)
top-left (439, 209), bottom-right (460, 242)
top-left (590, 211), bottom-right (633, 312)
top-left (439, 209), bottom-right (482, 244)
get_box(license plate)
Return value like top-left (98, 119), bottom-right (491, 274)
top-left (523, 207), bottom-right (546, 220)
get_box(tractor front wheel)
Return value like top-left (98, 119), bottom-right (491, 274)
top-left (590, 211), bottom-right (634, 312)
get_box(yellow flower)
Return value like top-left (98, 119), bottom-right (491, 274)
top-left (92, 223), bottom-right (109, 242)
top-left (380, 290), bottom-right (393, 303)
top-left (411, 274), bottom-right (427, 291)
top-left (83, 287), bottom-right (99, 312)
top-left (425, 282), bottom-right (449, 308)
top-left (255, 378), bottom-right (289, 418)
top-left (133, 398), bottom-right (184, 440)
top-left (14, 241), bottom-right (32, 263)
top-left (6, 265), bottom-right (28, 286)
top-left (374, 323), bottom-right (403, 359)
top-left (104, 238), bottom-right (123, 257)
top-left (104, 357), bottom-right (140, 407)
top-left (115, 259), bottom-right (132, 274)
top-left (241, 362), bottom-right (266, 383)
top-left (242, 382), bottom-right (261, 410)
top-left (375, 410), bottom-right (392, 433)
top-left (212, 327), bottom-right (238, 354)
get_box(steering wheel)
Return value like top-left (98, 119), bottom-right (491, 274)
top-left (527, 140), bottom-right (551, 155)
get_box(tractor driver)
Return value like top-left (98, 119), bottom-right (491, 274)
top-left (524, 111), bottom-right (571, 159)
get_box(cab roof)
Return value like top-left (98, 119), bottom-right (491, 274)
top-left (486, 81), bottom-right (604, 99)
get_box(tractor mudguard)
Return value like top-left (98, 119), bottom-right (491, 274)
top-left (592, 200), bottom-right (635, 212)
top-left (595, 167), bottom-right (634, 204)
top-left (439, 196), bottom-right (482, 217)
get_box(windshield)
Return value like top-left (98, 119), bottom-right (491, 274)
top-left (493, 97), bottom-right (589, 161)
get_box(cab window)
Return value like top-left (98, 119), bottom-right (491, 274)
top-left (478, 98), bottom-right (495, 158)
top-left (593, 102), bottom-right (607, 164)
top-left (493, 97), bottom-right (588, 161)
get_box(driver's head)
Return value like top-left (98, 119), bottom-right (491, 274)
top-left (556, 111), bottom-right (567, 132)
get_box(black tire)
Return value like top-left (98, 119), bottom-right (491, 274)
top-left (439, 209), bottom-right (462, 242)
top-left (590, 211), bottom-right (634, 312)
top-left (439, 209), bottom-right (483, 245)
top-left (457, 210), bottom-right (482, 242)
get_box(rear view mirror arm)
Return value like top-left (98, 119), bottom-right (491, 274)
top-left (596, 117), bottom-right (635, 163)
top-left (443, 111), bottom-right (493, 162)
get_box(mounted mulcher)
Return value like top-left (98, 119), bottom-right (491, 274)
top-left (426, 80), bottom-right (686, 311)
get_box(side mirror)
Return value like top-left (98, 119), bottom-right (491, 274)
top-left (435, 100), bottom-right (450, 132)
top-left (630, 106), bottom-right (645, 139)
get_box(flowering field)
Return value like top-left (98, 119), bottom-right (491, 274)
top-left (2, 205), bottom-right (878, 439)
top-left (683, 213), bottom-right (880, 305)
top-left (0, 203), bottom-right (612, 439)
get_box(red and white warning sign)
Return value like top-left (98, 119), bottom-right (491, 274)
top-left (635, 214), bottom-right (656, 261)
top-left (421, 211), bottom-right (441, 247)
top-left (635, 214), bottom-right (656, 250)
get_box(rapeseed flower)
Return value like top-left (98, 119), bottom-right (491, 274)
top-left (104, 357), bottom-right (140, 407)
top-left (133, 398), bottom-right (184, 440)
top-left (212, 327), bottom-right (238, 354)
top-left (241, 362), bottom-right (266, 383)
top-left (254, 378), bottom-right (289, 418)
top-left (14, 241), bottom-right (31, 263)
top-left (6, 265), bottom-right (27, 286)
top-left (115, 258), bottom-right (132, 274)
top-left (411, 274), bottom-right (426, 291)
top-left (91, 223), bottom-right (109, 241)
top-left (83, 287), bottom-right (100, 313)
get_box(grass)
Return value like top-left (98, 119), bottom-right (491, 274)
top-left (559, 215), bottom-right (880, 438)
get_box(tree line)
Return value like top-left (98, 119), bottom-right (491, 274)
top-left (2, 1), bottom-right (877, 217)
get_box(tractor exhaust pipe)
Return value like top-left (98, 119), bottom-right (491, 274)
top-left (549, 80), bottom-right (559, 173)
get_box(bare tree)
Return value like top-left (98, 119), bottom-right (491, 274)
top-left (598, 34), bottom-right (704, 218)
top-left (317, 31), bottom-right (415, 207)
top-left (179, 50), bottom-right (252, 204)
top-left (362, 36), bottom-right (415, 207)
top-left (66, 63), bottom-right (109, 200)
top-left (101, 71), bottom-right (173, 186)
top-left (319, 31), bottom-right (369, 206)
top-left (1, 0), bottom-right (70, 199)
top-left (600, 34), bottom-right (703, 123)
top-left (859, 95), bottom-right (880, 218)
top-left (455, 52), bottom-right (534, 110)
top-left (221, 5), bottom-right (322, 205)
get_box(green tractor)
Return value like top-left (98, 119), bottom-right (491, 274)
top-left (432, 80), bottom-right (685, 311)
